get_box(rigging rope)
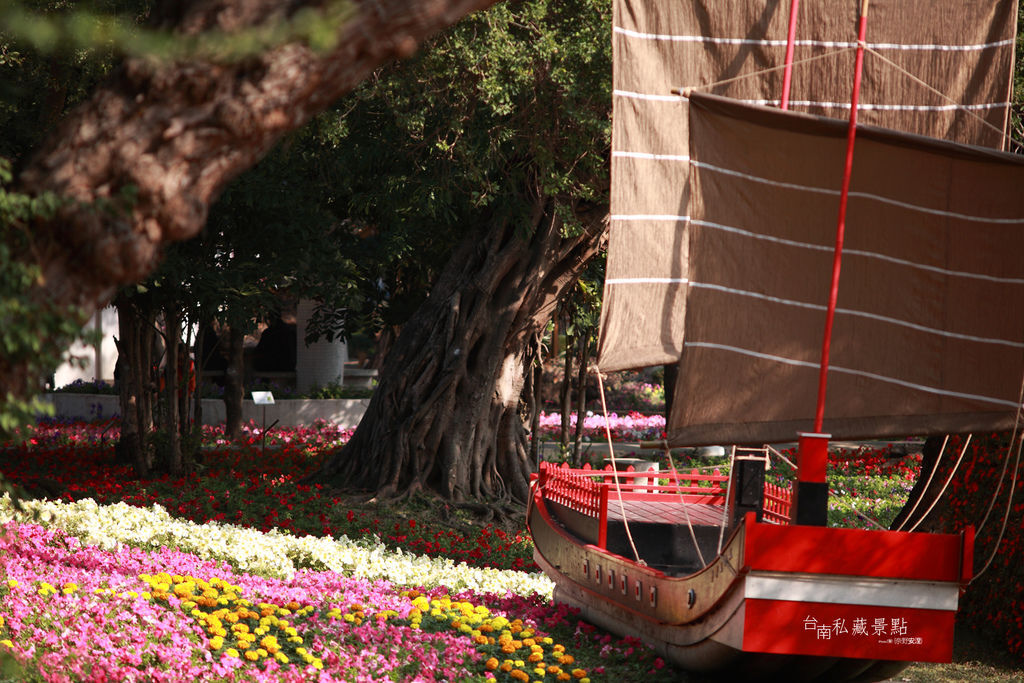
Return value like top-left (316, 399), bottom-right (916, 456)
top-left (905, 435), bottom-right (971, 534)
top-left (678, 42), bottom-right (1023, 152)
top-left (716, 446), bottom-right (736, 555)
top-left (973, 429), bottom-right (1024, 582)
top-left (863, 46), bottom-right (1017, 148)
top-left (662, 443), bottom-right (707, 567)
top-left (975, 375), bottom-right (1024, 537)
top-left (596, 371), bottom-right (644, 565)
top-left (894, 435), bottom-right (949, 533)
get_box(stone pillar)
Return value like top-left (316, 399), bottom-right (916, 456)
top-left (295, 299), bottom-right (347, 394)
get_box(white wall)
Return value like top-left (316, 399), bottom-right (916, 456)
top-left (294, 299), bottom-right (347, 393)
top-left (53, 306), bottom-right (119, 388)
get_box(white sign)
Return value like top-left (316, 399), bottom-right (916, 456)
top-left (251, 391), bottom-right (275, 405)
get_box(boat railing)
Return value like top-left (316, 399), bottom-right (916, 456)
top-left (538, 461), bottom-right (794, 542)
top-left (762, 481), bottom-right (793, 525)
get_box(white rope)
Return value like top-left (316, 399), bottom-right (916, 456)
top-left (596, 370), bottom-right (644, 565)
top-left (716, 446), bottom-right (736, 555)
top-left (663, 444), bottom-right (707, 568)
top-left (975, 377), bottom-right (1024, 537)
top-left (906, 435), bottom-right (971, 533)
top-left (972, 429), bottom-right (1024, 582)
top-left (679, 40), bottom-right (1023, 151)
top-left (863, 46), bottom-right (1018, 148)
top-left (894, 435), bottom-right (949, 532)
top-left (682, 46), bottom-right (857, 97)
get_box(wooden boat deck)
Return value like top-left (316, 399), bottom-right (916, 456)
top-left (604, 498), bottom-right (726, 527)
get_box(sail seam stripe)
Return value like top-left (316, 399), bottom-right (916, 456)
top-left (685, 341), bottom-right (1021, 408)
top-left (610, 214), bottom-right (689, 221)
top-left (689, 281), bottom-right (1024, 349)
top-left (613, 26), bottom-right (1012, 52)
top-left (693, 160), bottom-right (1024, 225)
top-left (612, 90), bottom-right (1007, 111)
top-left (612, 151), bottom-right (690, 162)
top-left (613, 89), bottom-right (682, 102)
top-left (732, 100), bottom-right (1008, 112)
top-left (692, 219), bottom-right (1024, 285)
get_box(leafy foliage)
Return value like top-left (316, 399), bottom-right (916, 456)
top-left (0, 158), bottom-right (85, 438)
top-left (304, 0), bottom-right (612, 336)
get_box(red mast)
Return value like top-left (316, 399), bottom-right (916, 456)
top-left (795, 0), bottom-right (870, 526)
top-left (781, 0), bottom-right (800, 110)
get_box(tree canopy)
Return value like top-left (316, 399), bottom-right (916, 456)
top-left (0, 0), bottom-right (502, 433)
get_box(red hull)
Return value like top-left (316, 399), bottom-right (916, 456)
top-left (528, 463), bottom-right (973, 680)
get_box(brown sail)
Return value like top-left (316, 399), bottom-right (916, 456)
top-left (598, 0), bottom-right (1017, 372)
top-left (669, 92), bottom-right (1024, 445)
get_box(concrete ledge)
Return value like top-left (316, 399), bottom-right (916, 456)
top-left (43, 394), bottom-right (370, 429)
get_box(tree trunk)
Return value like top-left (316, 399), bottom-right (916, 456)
top-left (115, 292), bottom-right (157, 477)
top-left (4, 0), bottom-right (500, 405)
top-left (526, 333), bottom-right (543, 467)
top-left (317, 202), bottom-right (606, 503)
top-left (223, 324), bottom-right (245, 440)
top-left (559, 319), bottom-right (574, 452)
top-left (193, 322), bottom-right (205, 431)
top-left (163, 308), bottom-right (183, 475)
top-left (571, 335), bottom-right (591, 467)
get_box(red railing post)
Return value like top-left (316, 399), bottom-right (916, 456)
top-left (598, 486), bottom-right (609, 549)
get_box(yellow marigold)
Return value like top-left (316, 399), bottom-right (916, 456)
top-left (523, 638), bottom-right (536, 647)
top-left (530, 644), bottom-right (543, 653)
top-left (244, 650), bottom-right (259, 662)
top-left (521, 629), bottom-right (534, 639)
top-left (208, 636), bottom-right (224, 651)
top-left (224, 612), bottom-right (239, 624)
top-left (61, 582), bottom-right (78, 594)
top-left (312, 659), bottom-right (324, 670)
top-left (275, 652), bottom-right (289, 664)
top-left (485, 657), bottom-right (500, 671)
top-left (6, 579), bottom-right (19, 588)
top-left (0, 640), bottom-right (12, 649)
top-left (257, 648), bottom-right (268, 658)
top-left (232, 624), bottom-right (249, 634)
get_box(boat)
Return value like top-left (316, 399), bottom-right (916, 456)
top-left (527, 0), bottom-right (1024, 679)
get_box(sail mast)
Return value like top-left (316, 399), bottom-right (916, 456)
top-left (781, 0), bottom-right (801, 110)
top-left (795, 0), bottom-right (871, 526)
